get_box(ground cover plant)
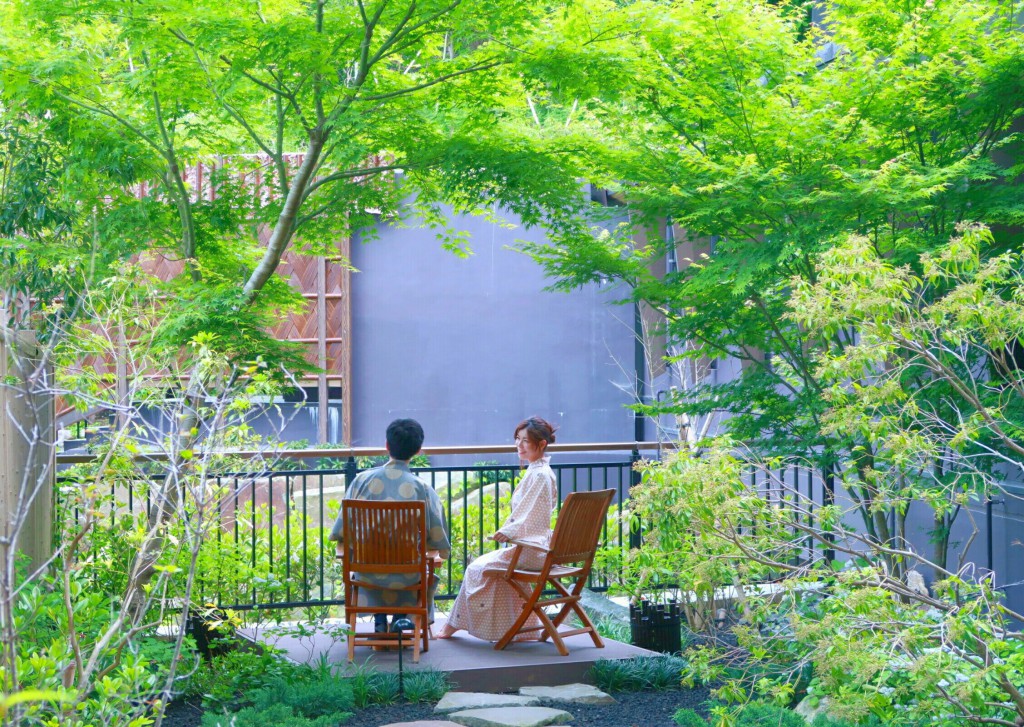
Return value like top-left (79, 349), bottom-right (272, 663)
top-left (178, 648), bottom-right (450, 727)
top-left (589, 655), bottom-right (691, 693)
top-left (674, 701), bottom-right (894, 727)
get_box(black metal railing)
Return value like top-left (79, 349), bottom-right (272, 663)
top-left (56, 443), bottom-right (659, 613)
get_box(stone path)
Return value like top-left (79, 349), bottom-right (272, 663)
top-left (381, 683), bottom-right (615, 727)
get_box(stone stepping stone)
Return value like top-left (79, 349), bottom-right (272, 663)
top-left (381, 722), bottom-right (464, 727)
top-left (520, 683), bottom-right (615, 705)
top-left (435, 692), bottom-right (539, 713)
top-left (448, 706), bottom-right (574, 727)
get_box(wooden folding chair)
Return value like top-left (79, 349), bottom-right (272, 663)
top-left (341, 500), bottom-right (431, 662)
top-left (484, 488), bottom-right (615, 656)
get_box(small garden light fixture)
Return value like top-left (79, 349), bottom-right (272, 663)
top-left (390, 617), bottom-right (415, 696)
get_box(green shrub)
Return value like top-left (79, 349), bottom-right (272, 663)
top-left (590, 613), bottom-right (631, 643)
top-left (812, 715), bottom-right (889, 727)
top-left (349, 668), bottom-right (400, 708)
top-left (473, 461), bottom-right (515, 486)
top-left (198, 663), bottom-right (355, 727)
top-left (673, 708), bottom-right (708, 726)
top-left (249, 675), bottom-right (355, 718)
top-left (5, 570), bottom-right (172, 727)
top-left (184, 649), bottom-right (295, 710)
top-left (399, 669), bottom-right (452, 703)
top-left (733, 702), bottom-right (806, 727)
top-left (357, 454), bottom-right (430, 469)
top-left (588, 655), bottom-right (689, 692)
top-left (200, 702), bottom-right (345, 727)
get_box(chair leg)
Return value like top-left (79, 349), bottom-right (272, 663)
top-left (347, 612), bottom-right (357, 662)
top-left (542, 579), bottom-right (578, 640)
top-left (535, 607), bottom-right (569, 656)
top-left (564, 576), bottom-right (605, 648)
top-left (494, 583), bottom-right (544, 651)
top-left (411, 615), bottom-right (421, 663)
top-left (571, 601), bottom-right (605, 647)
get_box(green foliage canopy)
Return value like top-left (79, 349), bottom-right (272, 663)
top-left (522, 0), bottom-right (1024, 465)
top-left (0, 0), bottom-right (591, 365)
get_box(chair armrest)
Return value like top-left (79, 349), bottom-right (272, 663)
top-left (506, 538), bottom-right (550, 554)
top-left (500, 538), bottom-right (550, 577)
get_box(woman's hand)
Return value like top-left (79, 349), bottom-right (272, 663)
top-left (491, 532), bottom-right (510, 543)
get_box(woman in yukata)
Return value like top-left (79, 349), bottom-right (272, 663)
top-left (437, 416), bottom-right (558, 642)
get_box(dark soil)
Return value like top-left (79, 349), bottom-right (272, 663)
top-left (162, 686), bottom-right (713, 727)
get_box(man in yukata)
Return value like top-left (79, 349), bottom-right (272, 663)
top-left (329, 418), bottom-right (450, 635)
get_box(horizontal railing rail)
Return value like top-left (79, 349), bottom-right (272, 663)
top-left (54, 440), bottom-right (663, 464)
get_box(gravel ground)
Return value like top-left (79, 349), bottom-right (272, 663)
top-left (162, 686), bottom-right (713, 727)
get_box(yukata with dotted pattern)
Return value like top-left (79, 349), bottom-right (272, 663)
top-left (444, 456), bottom-right (556, 642)
top-left (329, 460), bottom-right (450, 619)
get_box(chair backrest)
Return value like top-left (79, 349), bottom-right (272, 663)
top-left (342, 500), bottom-right (427, 575)
top-left (548, 489), bottom-right (615, 565)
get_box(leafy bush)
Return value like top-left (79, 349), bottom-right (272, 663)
top-left (249, 675), bottom-right (354, 718)
top-left (357, 453), bottom-right (430, 469)
top-left (199, 664), bottom-right (355, 727)
top-left (201, 702), bottom-right (344, 727)
top-left (472, 460), bottom-right (515, 486)
top-left (349, 668), bottom-right (400, 708)
top-left (612, 447), bottom-right (795, 633)
top-left (443, 480), bottom-right (517, 593)
top-left (170, 493), bottom-right (342, 612)
top-left (812, 715), bottom-right (889, 727)
top-left (677, 702), bottom-right (812, 727)
top-left (673, 708), bottom-right (708, 726)
top-left (184, 648), bottom-right (295, 710)
top-left (397, 669), bottom-right (452, 704)
top-left (3, 570), bottom-right (173, 727)
top-left (731, 702), bottom-right (806, 727)
top-left (589, 613), bottom-right (631, 643)
top-left (588, 656), bottom-right (689, 692)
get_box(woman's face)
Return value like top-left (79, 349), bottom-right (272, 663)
top-left (515, 429), bottom-right (545, 463)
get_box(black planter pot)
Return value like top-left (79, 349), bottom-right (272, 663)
top-left (629, 599), bottom-right (682, 654)
top-left (186, 610), bottom-right (233, 661)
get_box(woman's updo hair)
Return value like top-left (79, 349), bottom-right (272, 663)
top-left (514, 416), bottom-right (557, 447)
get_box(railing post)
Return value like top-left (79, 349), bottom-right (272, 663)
top-left (987, 497), bottom-right (993, 579)
top-left (986, 496), bottom-right (1004, 584)
top-left (628, 448), bottom-right (643, 549)
top-left (344, 455), bottom-right (359, 492)
top-left (823, 462), bottom-right (835, 564)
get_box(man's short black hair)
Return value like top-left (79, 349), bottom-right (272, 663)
top-left (386, 418), bottom-right (424, 461)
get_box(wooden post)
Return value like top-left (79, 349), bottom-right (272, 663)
top-left (0, 331), bottom-right (55, 575)
top-left (339, 234), bottom-right (353, 445)
top-left (317, 254), bottom-right (328, 445)
top-left (116, 324), bottom-right (129, 431)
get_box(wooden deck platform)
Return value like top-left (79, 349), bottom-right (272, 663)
top-left (242, 615), bottom-right (658, 693)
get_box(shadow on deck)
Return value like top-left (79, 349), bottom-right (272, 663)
top-left (242, 616), bottom-right (658, 693)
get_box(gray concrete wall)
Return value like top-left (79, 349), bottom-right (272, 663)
top-left (348, 205), bottom-right (638, 458)
top-left (901, 484), bottom-right (1024, 620)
